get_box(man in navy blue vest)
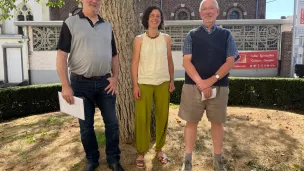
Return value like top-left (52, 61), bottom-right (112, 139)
top-left (178, 0), bottom-right (239, 170)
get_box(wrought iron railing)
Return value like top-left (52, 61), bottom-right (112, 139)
top-left (32, 26), bottom-right (61, 51)
top-left (15, 20), bottom-right (289, 52)
top-left (162, 24), bottom-right (281, 51)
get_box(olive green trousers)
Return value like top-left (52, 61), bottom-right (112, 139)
top-left (135, 81), bottom-right (170, 153)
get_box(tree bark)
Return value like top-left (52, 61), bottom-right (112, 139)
top-left (99, 0), bottom-right (140, 143)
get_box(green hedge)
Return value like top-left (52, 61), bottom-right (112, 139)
top-left (1, 78), bottom-right (303, 121)
top-left (171, 78), bottom-right (304, 112)
top-left (0, 84), bottom-right (61, 121)
top-left (229, 77), bottom-right (304, 111)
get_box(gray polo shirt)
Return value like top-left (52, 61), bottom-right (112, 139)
top-left (57, 11), bottom-right (117, 77)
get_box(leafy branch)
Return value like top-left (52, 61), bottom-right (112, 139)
top-left (0, 0), bottom-right (65, 20)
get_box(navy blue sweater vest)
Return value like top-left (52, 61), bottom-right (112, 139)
top-left (185, 27), bottom-right (230, 86)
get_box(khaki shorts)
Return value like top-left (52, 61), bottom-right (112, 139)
top-left (178, 84), bottom-right (229, 123)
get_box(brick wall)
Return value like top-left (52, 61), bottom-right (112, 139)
top-left (50, 0), bottom-right (266, 21)
top-left (49, 1), bottom-right (79, 20)
top-left (162, 0), bottom-right (200, 20)
top-left (280, 31), bottom-right (292, 77)
top-left (136, 0), bottom-right (266, 20)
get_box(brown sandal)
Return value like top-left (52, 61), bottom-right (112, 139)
top-left (136, 153), bottom-right (145, 168)
top-left (156, 151), bottom-right (168, 164)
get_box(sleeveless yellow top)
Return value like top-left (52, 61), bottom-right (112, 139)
top-left (137, 32), bottom-right (170, 85)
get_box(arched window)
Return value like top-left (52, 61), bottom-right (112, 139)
top-left (16, 3), bottom-right (34, 34)
top-left (178, 11), bottom-right (188, 20)
top-left (175, 8), bottom-right (191, 20)
top-left (227, 8), bottom-right (243, 20)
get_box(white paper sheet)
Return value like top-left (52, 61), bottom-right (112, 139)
top-left (201, 88), bottom-right (217, 101)
top-left (58, 92), bottom-right (85, 120)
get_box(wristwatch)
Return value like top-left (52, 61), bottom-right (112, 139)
top-left (214, 74), bottom-right (220, 80)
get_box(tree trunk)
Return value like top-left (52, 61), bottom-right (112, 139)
top-left (99, 0), bottom-right (140, 143)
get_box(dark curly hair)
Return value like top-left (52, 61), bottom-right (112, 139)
top-left (141, 6), bottom-right (164, 30)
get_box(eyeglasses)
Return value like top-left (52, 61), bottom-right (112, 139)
top-left (201, 6), bottom-right (216, 11)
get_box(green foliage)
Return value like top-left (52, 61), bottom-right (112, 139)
top-left (169, 103), bottom-right (179, 109)
top-left (72, 163), bottom-right (81, 169)
top-left (0, 0), bottom-right (16, 20)
top-left (293, 164), bottom-right (304, 171)
top-left (170, 78), bottom-right (183, 104)
top-left (0, 84), bottom-right (61, 121)
top-left (46, 0), bottom-right (65, 8)
top-left (171, 77), bottom-right (304, 112)
top-left (0, 0), bottom-right (65, 20)
top-left (26, 134), bottom-right (36, 143)
top-left (96, 131), bottom-right (106, 147)
top-left (1, 78), bottom-right (303, 121)
top-left (228, 77), bottom-right (304, 111)
top-left (47, 116), bottom-right (60, 123)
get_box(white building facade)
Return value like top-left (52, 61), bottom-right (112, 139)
top-left (0, 1), bottom-right (294, 86)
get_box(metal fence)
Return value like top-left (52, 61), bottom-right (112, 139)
top-left (162, 22), bottom-right (282, 51)
top-left (15, 19), bottom-right (291, 52)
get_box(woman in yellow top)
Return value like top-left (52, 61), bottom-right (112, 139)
top-left (131, 6), bottom-right (175, 168)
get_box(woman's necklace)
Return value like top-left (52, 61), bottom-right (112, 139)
top-left (146, 31), bottom-right (160, 39)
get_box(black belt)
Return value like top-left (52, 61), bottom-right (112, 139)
top-left (70, 73), bottom-right (109, 80)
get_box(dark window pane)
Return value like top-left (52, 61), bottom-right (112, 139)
top-left (18, 27), bottom-right (23, 35)
top-left (178, 11), bottom-right (188, 20)
top-left (26, 15), bottom-right (33, 21)
top-left (229, 10), bottom-right (240, 19)
top-left (17, 15), bottom-right (25, 21)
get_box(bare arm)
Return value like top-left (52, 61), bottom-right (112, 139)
top-left (197, 31), bottom-right (238, 90)
top-left (56, 50), bottom-right (74, 104)
top-left (194, 56), bottom-right (235, 91)
top-left (182, 31), bottom-right (202, 84)
top-left (104, 54), bottom-right (119, 95)
top-left (213, 32), bottom-right (238, 80)
top-left (165, 34), bottom-right (175, 92)
top-left (131, 36), bottom-right (142, 87)
top-left (131, 36), bottom-right (142, 99)
top-left (205, 32), bottom-right (239, 85)
top-left (183, 54), bottom-right (202, 84)
top-left (164, 35), bottom-right (174, 81)
top-left (214, 57), bottom-right (235, 80)
top-left (201, 56), bottom-right (235, 86)
top-left (104, 32), bottom-right (120, 95)
top-left (56, 50), bottom-right (69, 87)
top-left (112, 55), bottom-right (119, 79)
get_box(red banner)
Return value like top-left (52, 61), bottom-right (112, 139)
top-left (301, 8), bottom-right (304, 24)
top-left (233, 50), bottom-right (278, 69)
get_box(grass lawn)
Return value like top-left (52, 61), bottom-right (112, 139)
top-left (0, 105), bottom-right (303, 171)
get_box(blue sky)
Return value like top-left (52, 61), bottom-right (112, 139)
top-left (266, 0), bottom-right (294, 19)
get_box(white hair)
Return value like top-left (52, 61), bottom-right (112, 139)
top-left (199, 0), bottom-right (219, 12)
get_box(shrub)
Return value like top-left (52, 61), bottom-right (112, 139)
top-left (1, 78), bottom-right (303, 121)
top-left (171, 77), bottom-right (304, 112)
top-left (0, 84), bottom-right (61, 121)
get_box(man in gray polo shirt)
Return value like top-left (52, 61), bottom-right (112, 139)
top-left (56, 0), bottom-right (123, 171)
